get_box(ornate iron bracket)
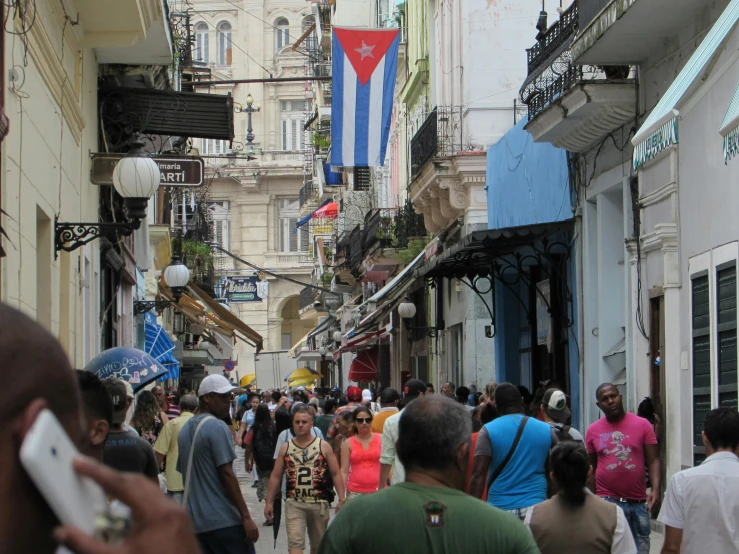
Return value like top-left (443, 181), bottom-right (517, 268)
top-left (133, 300), bottom-right (174, 315)
top-left (55, 218), bottom-right (136, 258)
top-left (404, 323), bottom-right (439, 339)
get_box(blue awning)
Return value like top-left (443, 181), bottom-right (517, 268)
top-left (144, 312), bottom-right (180, 381)
top-left (633, 0), bottom-right (739, 168)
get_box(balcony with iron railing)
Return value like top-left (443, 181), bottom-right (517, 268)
top-left (299, 181), bottom-right (316, 209)
top-left (393, 199), bottom-right (426, 250)
top-left (410, 106), bottom-right (463, 179)
top-left (526, 1), bottom-right (578, 77)
top-left (348, 225), bottom-right (364, 273)
top-left (362, 209), bottom-right (396, 255)
top-left (519, 3), bottom-right (636, 153)
top-left (300, 286), bottom-right (318, 310)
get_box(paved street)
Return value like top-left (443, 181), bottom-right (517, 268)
top-left (235, 448), bottom-right (665, 553)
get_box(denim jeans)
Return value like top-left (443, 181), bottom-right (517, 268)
top-left (603, 497), bottom-right (650, 554)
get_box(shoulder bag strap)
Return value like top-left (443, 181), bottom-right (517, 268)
top-left (486, 416), bottom-right (529, 493)
top-left (183, 415), bottom-right (215, 509)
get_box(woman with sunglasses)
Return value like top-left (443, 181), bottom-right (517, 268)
top-left (340, 406), bottom-right (382, 500)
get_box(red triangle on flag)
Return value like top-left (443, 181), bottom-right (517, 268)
top-left (334, 27), bottom-right (399, 86)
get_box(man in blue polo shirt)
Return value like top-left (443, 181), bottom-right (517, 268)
top-left (469, 382), bottom-right (555, 520)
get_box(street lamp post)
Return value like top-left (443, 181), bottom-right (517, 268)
top-left (243, 93), bottom-right (261, 154)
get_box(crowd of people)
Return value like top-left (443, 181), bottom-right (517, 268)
top-left (2, 302), bottom-right (739, 554)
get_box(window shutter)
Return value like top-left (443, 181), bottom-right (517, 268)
top-left (282, 120), bottom-right (288, 151)
top-left (354, 167), bottom-right (370, 191)
top-left (692, 274), bottom-right (711, 465)
top-left (717, 263), bottom-right (737, 410)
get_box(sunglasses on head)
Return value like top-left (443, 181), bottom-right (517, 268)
top-left (355, 417), bottom-right (372, 424)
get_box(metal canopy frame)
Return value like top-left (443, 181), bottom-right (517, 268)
top-left (415, 220), bottom-right (575, 338)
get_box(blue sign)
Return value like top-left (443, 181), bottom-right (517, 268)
top-left (221, 276), bottom-right (268, 303)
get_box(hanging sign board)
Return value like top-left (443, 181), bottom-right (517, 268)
top-left (222, 276), bottom-right (269, 303)
top-left (91, 154), bottom-right (204, 187)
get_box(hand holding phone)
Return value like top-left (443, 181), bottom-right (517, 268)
top-left (19, 409), bottom-right (106, 535)
top-left (54, 457), bottom-right (201, 554)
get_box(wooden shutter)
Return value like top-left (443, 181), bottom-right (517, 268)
top-left (717, 262), bottom-right (738, 410)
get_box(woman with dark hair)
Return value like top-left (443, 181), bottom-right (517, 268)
top-left (340, 405), bottom-right (381, 500)
top-left (244, 404), bottom-right (278, 515)
top-left (131, 390), bottom-right (168, 445)
top-left (525, 441), bottom-right (637, 553)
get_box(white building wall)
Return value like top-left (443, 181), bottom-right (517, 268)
top-left (1, 0), bottom-right (102, 368)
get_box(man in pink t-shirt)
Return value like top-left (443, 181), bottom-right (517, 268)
top-left (585, 383), bottom-right (660, 554)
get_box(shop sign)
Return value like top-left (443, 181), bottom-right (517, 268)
top-left (91, 154), bottom-right (205, 187)
top-left (222, 276), bottom-right (268, 303)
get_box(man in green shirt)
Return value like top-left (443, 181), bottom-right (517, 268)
top-left (317, 395), bottom-right (540, 554)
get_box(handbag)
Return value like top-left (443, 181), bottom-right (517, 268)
top-left (182, 415), bottom-right (214, 509)
top-left (486, 416), bottom-right (529, 493)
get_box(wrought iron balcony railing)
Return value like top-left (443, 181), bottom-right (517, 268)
top-left (410, 106), bottom-right (463, 178)
top-left (394, 199), bottom-right (426, 249)
top-left (170, 12), bottom-right (194, 68)
top-left (363, 209), bottom-right (396, 254)
top-left (348, 225), bottom-right (364, 271)
top-left (335, 234), bottom-right (350, 267)
top-left (526, 2), bottom-right (578, 76)
top-left (299, 182), bottom-right (315, 208)
top-left (300, 286), bottom-right (318, 310)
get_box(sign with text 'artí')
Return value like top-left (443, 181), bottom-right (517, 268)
top-left (91, 154), bottom-right (204, 187)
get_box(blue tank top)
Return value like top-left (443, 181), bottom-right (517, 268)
top-left (484, 414), bottom-right (552, 510)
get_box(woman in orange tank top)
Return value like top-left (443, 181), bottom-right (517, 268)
top-left (340, 405), bottom-right (381, 499)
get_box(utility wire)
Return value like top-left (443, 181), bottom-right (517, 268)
top-left (208, 243), bottom-right (340, 297)
top-left (185, 9), bottom-right (272, 77)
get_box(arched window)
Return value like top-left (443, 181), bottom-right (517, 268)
top-left (217, 22), bottom-right (232, 65)
top-left (275, 18), bottom-right (289, 51)
top-left (194, 23), bottom-right (209, 62)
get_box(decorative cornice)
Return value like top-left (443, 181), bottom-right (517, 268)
top-left (641, 223), bottom-right (678, 254)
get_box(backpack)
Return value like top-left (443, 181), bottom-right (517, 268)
top-left (551, 423), bottom-right (574, 443)
top-left (253, 425), bottom-right (276, 471)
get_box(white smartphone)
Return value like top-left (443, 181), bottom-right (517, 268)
top-left (19, 409), bottom-right (107, 535)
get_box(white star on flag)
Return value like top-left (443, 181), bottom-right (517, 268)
top-left (354, 41), bottom-right (376, 60)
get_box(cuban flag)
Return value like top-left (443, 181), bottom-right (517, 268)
top-left (331, 27), bottom-right (400, 167)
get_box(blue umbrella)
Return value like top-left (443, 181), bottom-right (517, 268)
top-left (84, 346), bottom-right (169, 392)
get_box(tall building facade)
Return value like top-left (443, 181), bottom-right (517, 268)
top-left (188, 0), bottom-right (320, 380)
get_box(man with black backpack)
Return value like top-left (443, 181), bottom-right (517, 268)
top-left (468, 383), bottom-right (556, 521)
top-left (539, 388), bottom-right (583, 443)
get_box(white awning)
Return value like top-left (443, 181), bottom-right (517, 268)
top-left (366, 249), bottom-right (426, 312)
top-left (633, 0), bottom-right (739, 168)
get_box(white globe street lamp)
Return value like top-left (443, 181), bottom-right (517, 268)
top-left (112, 135), bottom-right (160, 228)
top-left (397, 298), bottom-right (417, 320)
top-left (163, 256), bottom-right (190, 302)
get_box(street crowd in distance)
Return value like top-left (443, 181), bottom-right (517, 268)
top-left (2, 301), bottom-right (739, 554)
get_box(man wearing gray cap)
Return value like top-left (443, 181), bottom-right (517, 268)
top-left (102, 377), bottom-right (159, 483)
top-left (177, 374), bottom-right (259, 554)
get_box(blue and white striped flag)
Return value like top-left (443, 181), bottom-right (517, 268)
top-left (331, 27), bottom-right (400, 167)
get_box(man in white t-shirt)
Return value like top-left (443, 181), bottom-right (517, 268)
top-left (658, 407), bottom-right (739, 554)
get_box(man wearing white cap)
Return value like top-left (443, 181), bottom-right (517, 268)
top-left (177, 375), bottom-right (260, 554)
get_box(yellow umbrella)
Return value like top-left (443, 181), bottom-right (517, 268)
top-left (289, 377), bottom-right (320, 388)
top-left (285, 367), bottom-right (321, 383)
top-left (240, 374), bottom-right (257, 388)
